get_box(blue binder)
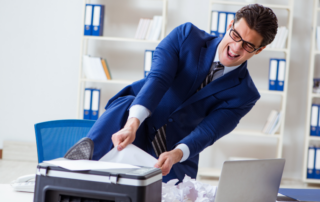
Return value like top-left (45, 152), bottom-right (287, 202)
top-left (307, 146), bottom-right (316, 179)
top-left (92, 5), bottom-right (104, 36)
top-left (144, 50), bottom-right (154, 77)
top-left (310, 104), bottom-right (319, 136)
top-left (90, 89), bottom-right (101, 120)
top-left (269, 58), bottom-right (278, 91)
top-left (315, 147), bottom-right (320, 179)
top-left (83, 88), bottom-right (93, 120)
top-left (276, 59), bottom-right (286, 91)
top-left (210, 11), bottom-right (235, 37)
top-left (84, 4), bottom-right (93, 36)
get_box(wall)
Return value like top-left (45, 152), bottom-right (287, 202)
top-left (0, 0), bottom-right (312, 180)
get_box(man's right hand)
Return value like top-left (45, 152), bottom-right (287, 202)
top-left (111, 117), bottom-right (140, 151)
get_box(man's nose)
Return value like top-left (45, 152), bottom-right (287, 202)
top-left (234, 40), bottom-right (244, 51)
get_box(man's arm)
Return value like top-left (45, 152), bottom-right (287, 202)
top-left (177, 100), bottom-right (257, 160)
top-left (112, 23), bottom-right (195, 151)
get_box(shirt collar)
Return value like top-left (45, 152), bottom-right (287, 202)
top-left (213, 44), bottom-right (241, 76)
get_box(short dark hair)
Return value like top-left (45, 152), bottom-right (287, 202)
top-left (235, 4), bottom-right (278, 47)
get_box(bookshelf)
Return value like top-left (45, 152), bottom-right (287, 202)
top-left (302, 0), bottom-right (320, 185)
top-left (198, 0), bottom-right (294, 179)
top-left (76, 0), bottom-right (168, 119)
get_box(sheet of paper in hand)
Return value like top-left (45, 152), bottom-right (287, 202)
top-left (99, 144), bottom-right (158, 167)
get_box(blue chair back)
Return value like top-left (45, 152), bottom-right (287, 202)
top-left (34, 119), bottom-right (96, 163)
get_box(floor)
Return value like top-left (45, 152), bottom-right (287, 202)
top-left (1, 159), bottom-right (320, 189)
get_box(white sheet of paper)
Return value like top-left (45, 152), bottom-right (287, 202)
top-left (99, 144), bottom-right (158, 168)
top-left (43, 159), bottom-right (139, 171)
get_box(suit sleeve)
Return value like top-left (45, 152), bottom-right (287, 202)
top-left (130, 23), bottom-right (194, 114)
top-left (176, 99), bottom-right (258, 160)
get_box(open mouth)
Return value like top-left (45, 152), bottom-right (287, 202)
top-left (227, 46), bottom-right (240, 59)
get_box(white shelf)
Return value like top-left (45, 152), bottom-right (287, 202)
top-left (309, 136), bottom-right (320, 141)
top-left (83, 36), bottom-right (161, 43)
top-left (77, 0), bottom-right (168, 118)
top-left (304, 178), bottom-right (320, 184)
top-left (314, 50), bottom-right (320, 55)
top-left (198, 167), bottom-right (221, 178)
top-left (264, 48), bottom-right (288, 53)
top-left (206, 0), bottom-right (294, 178)
top-left (302, 0), bottom-right (320, 185)
top-left (258, 89), bottom-right (285, 96)
top-left (230, 130), bottom-right (281, 139)
top-left (80, 78), bottom-right (134, 85)
top-left (210, 0), bottom-right (290, 10)
top-left (311, 93), bottom-right (320, 98)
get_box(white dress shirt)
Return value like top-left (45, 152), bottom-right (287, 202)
top-left (128, 44), bottom-right (241, 162)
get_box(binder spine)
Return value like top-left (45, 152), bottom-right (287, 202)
top-left (83, 88), bottom-right (93, 120)
top-left (84, 4), bottom-right (93, 36)
top-left (315, 147), bottom-right (320, 179)
top-left (210, 11), bottom-right (218, 36)
top-left (269, 59), bottom-right (278, 91)
top-left (311, 104), bottom-right (318, 136)
top-left (92, 5), bottom-right (105, 36)
top-left (91, 89), bottom-right (101, 120)
top-left (277, 59), bottom-right (286, 91)
top-left (144, 50), bottom-right (154, 77)
top-left (218, 12), bottom-right (226, 38)
top-left (307, 146), bottom-right (316, 179)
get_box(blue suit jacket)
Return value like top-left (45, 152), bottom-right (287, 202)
top-left (106, 22), bottom-right (260, 181)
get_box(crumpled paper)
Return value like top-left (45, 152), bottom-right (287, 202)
top-left (162, 175), bottom-right (217, 202)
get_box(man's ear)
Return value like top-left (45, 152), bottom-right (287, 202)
top-left (226, 19), bottom-right (234, 32)
top-left (255, 46), bottom-right (266, 55)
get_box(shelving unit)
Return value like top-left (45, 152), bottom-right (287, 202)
top-left (302, 0), bottom-right (320, 185)
top-left (76, 0), bottom-right (168, 119)
top-left (198, 0), bottom-right (294, 179)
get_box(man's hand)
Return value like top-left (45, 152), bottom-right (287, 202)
top-left (154, 148), bottom-right (183, 176)
top-left (111, 117), bottom-right (140, 151)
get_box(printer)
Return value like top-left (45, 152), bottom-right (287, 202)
top-left (33, 160), bottom-right (162, 202)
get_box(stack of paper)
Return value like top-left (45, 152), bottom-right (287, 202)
top-left (134, 16), bottom-right (163, 40)
top-left (262, 110), bottom-right (282, 135)
top-left (83, 55), bottom-right (112, 80)
top-left (267, 26), bottom-right (288, 49)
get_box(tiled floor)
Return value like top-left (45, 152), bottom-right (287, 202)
top-left (1, 159), bottom-right (320, 189)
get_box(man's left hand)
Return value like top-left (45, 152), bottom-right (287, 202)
top-left (154, 149), bottom-right (183, 176)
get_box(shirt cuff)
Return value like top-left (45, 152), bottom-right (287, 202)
top-left (128, 105), bottom-right (150, 126)
top-left (175, 144), bottom-right (190, 162)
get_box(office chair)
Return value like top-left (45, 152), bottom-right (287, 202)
top-left (34, 119), bottom-right (96, 163)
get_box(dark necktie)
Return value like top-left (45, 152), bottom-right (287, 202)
top-left (152, 62), bottom-right (225, 157)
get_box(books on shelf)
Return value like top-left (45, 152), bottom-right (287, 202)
top-left (266, 26), bottom-right (288, 49)
top-left (83, 88), bottom-right (101, 120)
top-left (262, 110), bottom-right (281, 135)
top-left (210, 10), bottom-right (235, 37)
top-left (83, 55), bottom-right (112, 80)
top-left (268, 58), bottom-right (286, 91)
top-left (307, 145), bottom-right (320, 179)
top-left (310, 104), bottom-right (320, 136)
top-left (135, 16), bottom-right (163, 40)
top-left (84, 4), bottom-right (105, 36)
top-left (144, 50), bottom-right (154, 77)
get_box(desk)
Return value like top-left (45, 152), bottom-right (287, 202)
top-left (1, 184), bottom-right (319, 202)
top-left (0, 184), bottom-right (33, 202)
top-left (279, 188), bottom-right (320, 201)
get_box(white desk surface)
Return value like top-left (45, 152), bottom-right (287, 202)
top-left (0, 184), bottom-right (34, 202)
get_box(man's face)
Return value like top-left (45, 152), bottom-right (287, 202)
top-left (218, 18), bottom-right (266, 67)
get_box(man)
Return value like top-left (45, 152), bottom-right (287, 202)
top-left (65, 4), bottom-right (278, 183)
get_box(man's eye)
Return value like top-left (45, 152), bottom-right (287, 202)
top-left (233, 32), bottom-right (240, 38)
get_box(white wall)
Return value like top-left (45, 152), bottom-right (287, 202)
top-left (0, 0), bottom-right (313, 180)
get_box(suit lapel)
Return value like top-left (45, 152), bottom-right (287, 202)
top-left (173, 57), bottom-right (248, 114)
top-left (184, 37), bottom-right (223, 99)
